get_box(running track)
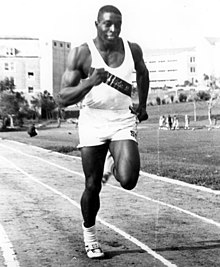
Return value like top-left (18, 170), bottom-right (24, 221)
top-left (0, 138), bottom-right (220, 267)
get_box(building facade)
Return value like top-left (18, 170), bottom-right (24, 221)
top-left (144, 47), bottom-right (196, 90)
top-left (144, 37), bottom-right (220, 91)
top-left (1, 36), bottom-right (219, 100)
top-left (0, 36), bottom-right (71, 99)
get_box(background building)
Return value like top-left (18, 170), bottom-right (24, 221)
top-left (1, 36), bottom-right (219, 101)
top-left (143, 37), bottom-right (220, 92)
top-left (0, 36), bottom-right (71, 100)
top-left (144, 47), bottom-right (196, 90)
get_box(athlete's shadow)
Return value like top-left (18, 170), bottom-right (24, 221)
top-left (155, 240), bottom-right (220, 252)
top-left (103, 249), bottom-right (145, 259)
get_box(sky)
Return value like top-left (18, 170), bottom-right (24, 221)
top-left (1, 0), bottom-right (220, 50)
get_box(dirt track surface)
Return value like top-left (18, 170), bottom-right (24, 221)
top-left (0, 138), bottom-right (220, 267)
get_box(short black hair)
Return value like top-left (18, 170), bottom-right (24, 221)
top-left (97, 5), bottom-right (122, 21)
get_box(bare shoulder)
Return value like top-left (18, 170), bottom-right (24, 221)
top-left (128, 42), bottom-right (144, 62)
top-left (61, 43), bottom-right (91, 87)
top-left (67, 43), bottom-right (91, 77)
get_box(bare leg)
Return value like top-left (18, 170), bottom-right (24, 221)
top-left (109, 140), bottom-right (140, 190)
top-left (80, 144), bottom-right (108, 228)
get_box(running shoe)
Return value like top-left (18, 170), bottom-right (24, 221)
top-left (85, 242), bottom-right (104, 259)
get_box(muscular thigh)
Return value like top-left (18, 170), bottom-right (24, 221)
top-left (80, 144), bottom-right (109, 183)
top-left (109, 140), bottom-right (140, 185)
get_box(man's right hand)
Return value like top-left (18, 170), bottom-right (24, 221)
top-left (89, 68), bottom-right (108, 86)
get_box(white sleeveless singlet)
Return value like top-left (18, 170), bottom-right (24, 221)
top-left (78, 38), bottom-right (137, 147)
top-left (82, 38), bottom-right (134, 110)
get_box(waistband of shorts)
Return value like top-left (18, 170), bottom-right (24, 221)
top-left (81, 106), bottom-right (131, 114)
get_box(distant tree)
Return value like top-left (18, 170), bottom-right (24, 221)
top-left (187, 91), bottom-right (200, 121)
top-left (179, 93), bottom-right (187, 102)
top-left (0, 90), bottom-right (29, 129)
top-left (161, 99), bottom-right (166, 105)
top-left (203, 74), bottom-right (220, 126)
top-left (203, 73), bottom-right (209, 82)
top-left (197, 91), bottom-right (211, 101)
top-left (30, 95), bottom-right (41, 120)
top-left (0, 77), bottom-right (32, 128)
top-left (156, 96), bottom-right (161, 105)
top-left (0, 77), bottom-right (15, 92)
top-left (207, 88), bottom-right (220, 126)
top-left (184, 80), bottom-right (191, 86)
top-left (39, 90), bottom-right (57, 120)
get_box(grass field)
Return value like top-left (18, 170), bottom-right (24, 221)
top-left (1, 101), bottom-right (220, 190)
top-left (140, 101), bottom-right (220, 190)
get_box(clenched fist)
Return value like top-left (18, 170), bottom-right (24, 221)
top-left (89, 67), bottom-right (108, 86)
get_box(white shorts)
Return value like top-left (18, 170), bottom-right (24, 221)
top-left (77, 107), bottom-right (138, 148)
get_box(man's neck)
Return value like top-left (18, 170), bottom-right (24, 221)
top-left (94, 37), bottom-right (121, 52)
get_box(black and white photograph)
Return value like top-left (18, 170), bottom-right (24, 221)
top-left (0, 0), bottom-right (220, 266)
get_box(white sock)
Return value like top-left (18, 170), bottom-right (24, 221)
top-left (104, 152), bottom-right (114, 175)
top-left (82, 223), bottom-right (98, 245)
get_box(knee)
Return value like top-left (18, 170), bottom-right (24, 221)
top-left (120, 181), bottom-right (136, 190)
top-left (119, 177), bottom-right (138, 190)
top-left (85, 178), bottom-right (101, 194)
top-left (116, 169), bottom-right (139, 190)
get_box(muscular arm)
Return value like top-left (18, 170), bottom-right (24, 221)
top-left (58, 45), bottom-right (107, 107)
top-left (129, 42), bottom-right (150, 121)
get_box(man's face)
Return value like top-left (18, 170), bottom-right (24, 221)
top-left (96, 12), bottom-right (122, 45)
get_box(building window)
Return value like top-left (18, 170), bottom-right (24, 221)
top-left (54, 42), bottom-right (57, 46)
top-left (67, 43), bottom-right (70, 48)
top-left (6, 48), bottom-right (15, 56)
top-left (168, 69), bottom-right (177, 72)
top-left (28, 72), bottom-right (34, 80)
top-left (10, 48), bottom-right (14, 55)
top-left (4, 62), bottom-right (9, 70)
top-left (60, 43), bottom-right (63, 47)
top-left (4, 62), bottom-right (15, 71)
top-left (11, 62), bottom-right (14, 71)
top-left (28, 87), bottom-right (34, 93)
top-left (190, 57), bottom-right (195, 63)
top-left (190, 67), bottom-right (195, 72)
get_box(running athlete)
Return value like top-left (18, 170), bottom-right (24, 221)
top-left (58, 5), bottom-right (149, 259)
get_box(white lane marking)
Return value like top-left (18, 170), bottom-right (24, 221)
top-left (107, 184), bottom-right (220, 228)
top-left (1, 144), bottom-right (220, 228)
top-left (1, 140), bottom-right (220, 195)
top-left (98, 218), bottom-right (177, 267)
top-left (0, 143), bottom-right (83, 177)
top-left (140, 171), bottom-right (220, 195)
top-left (0, 156), bottom-right (177, 267)
top-left (0, 224), bottom-right (20, 267)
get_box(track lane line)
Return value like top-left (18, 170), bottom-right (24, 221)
top-left (0, 155), bottom-right (177, 267)
top-left (140, 171), bottom-right (220, 195)
top-left (0, 223), bottom-right (20, 267)
top-left (1, 140), bottom-right (220, 195)
top-left (107, 184), bottom-right (220, 228)
top-left (1, 143), bottom-right (220, 229)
